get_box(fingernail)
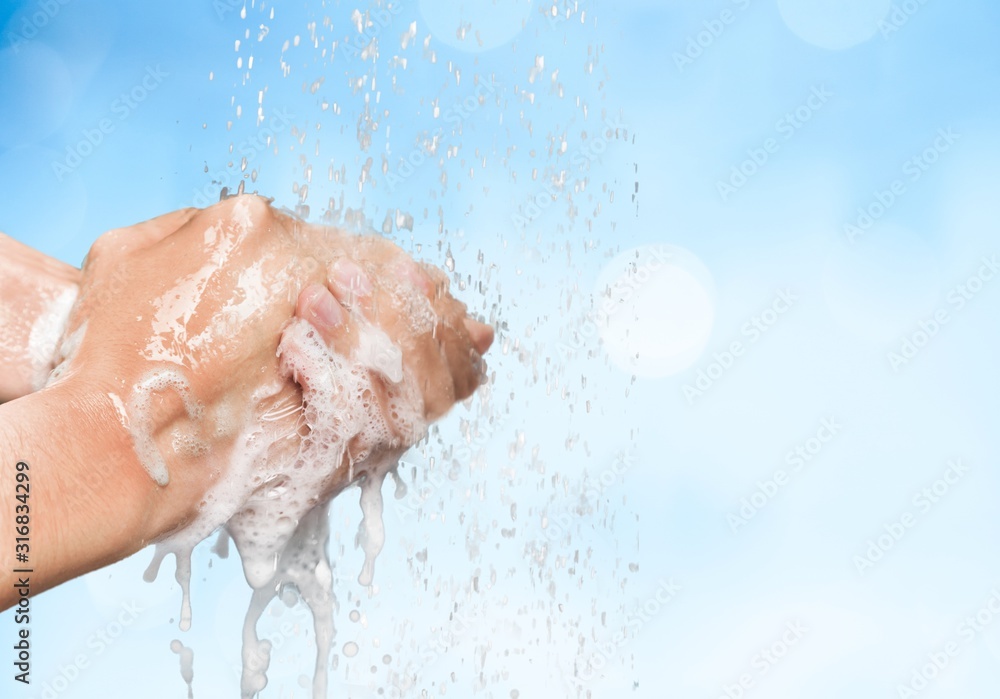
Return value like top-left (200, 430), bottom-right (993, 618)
top-left (332, 258), bottom-right (373, 296)
top-left (309, 287), bottom-right (344, 330)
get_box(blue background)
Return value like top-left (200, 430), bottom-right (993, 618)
top-left (2, 0), bottom-right (1000, 697)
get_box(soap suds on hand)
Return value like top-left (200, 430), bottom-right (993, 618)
top-left (141, 309), bottom-right (427, 697)
top-left (26, 285), bottom-right (77, 390)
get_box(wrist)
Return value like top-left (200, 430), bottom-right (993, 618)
top-left (50, 377), bottom-right (174, 546)
top-left (0, 232), bottom-right (81, 402)
top-left (75, 360), bottom-right (237, 545)
top-left (57, 372), bottom-right (206, 544)
top-left (0, 376), bottom-right (167, 602)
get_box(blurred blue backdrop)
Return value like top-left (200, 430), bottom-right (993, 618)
top-left (2, 0), bottom-right (1000, 697)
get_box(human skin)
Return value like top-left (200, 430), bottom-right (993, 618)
top-left (0, 232), bottom-right (82, 402)
top-left (0, 195), bottom-right (493, 609)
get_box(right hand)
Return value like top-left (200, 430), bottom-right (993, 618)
top-left (279, 240), bottom-right (495, 500)
top-left (220, 232), bottom-right (494, 587)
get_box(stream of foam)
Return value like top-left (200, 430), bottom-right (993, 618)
top-left (170, 639), bottom-right (195, 698)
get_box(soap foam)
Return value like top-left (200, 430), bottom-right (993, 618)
top-left (143, 313), bottom-right (427, 697)
top-left (170, 639), bottom-right (195, 699)
top-left (128, 369), bottom-right (204, 487)
top-left (27, 286), bottom-right (77, 390)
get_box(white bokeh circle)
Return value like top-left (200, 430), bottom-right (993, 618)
top-left (418, 0), bottom-right (534, 53)
top-left (778, 0), bottom-right (892, 51)
top-left (593, 244), bottom-right (715, 378)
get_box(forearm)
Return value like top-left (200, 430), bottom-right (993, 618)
top-left (0, 232), bottom-right (81, 402)
top-left (0, 379), bottom-right (166, 609)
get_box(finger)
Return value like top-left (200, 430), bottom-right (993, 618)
top-left (436, 322), bottom-right (484, 403)
top-left (327, 257), bottom-right (374, 313)
top-left (418, 261), bottom-right (450, 299)
top-left (295, 284), bottom-right (356, 358)
top-left (294, 284), bottom-right (412, 448)
top-left (391, 256), bottom-right (434, 297)
top-left (397, 332), bottom-right (456, 420)
top-left (326, 250), bottom-right (485, 418)
top-left (463, 318), bottom-right (494, 355)
top-left (350, 235), bottom-right (434, 298)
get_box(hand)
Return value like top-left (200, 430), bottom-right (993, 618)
top-left (296, 238), bottom-right (494, 422)
top-left (2, 195), bottom-right (324, 602)
top-left (50, 196), bottom-right (332, 538)
top-left (55, 194), bottom-right (492, 543)
top-left (0, 194), bottom-right (494, 609)
top-left (282, 238), bottom-right (494, 497)
top-left (216, 216), bottom-right (494, 587)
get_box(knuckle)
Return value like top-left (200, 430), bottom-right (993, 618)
top-left (86, 230), bottom-right (117, 261)
top-left (237, 193), bottom-right (277, 228)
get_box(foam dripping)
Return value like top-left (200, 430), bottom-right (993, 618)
top-left (142, 314), bottom-right (426, 697)
top-left (170, 639), bottom-right (195, 698)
